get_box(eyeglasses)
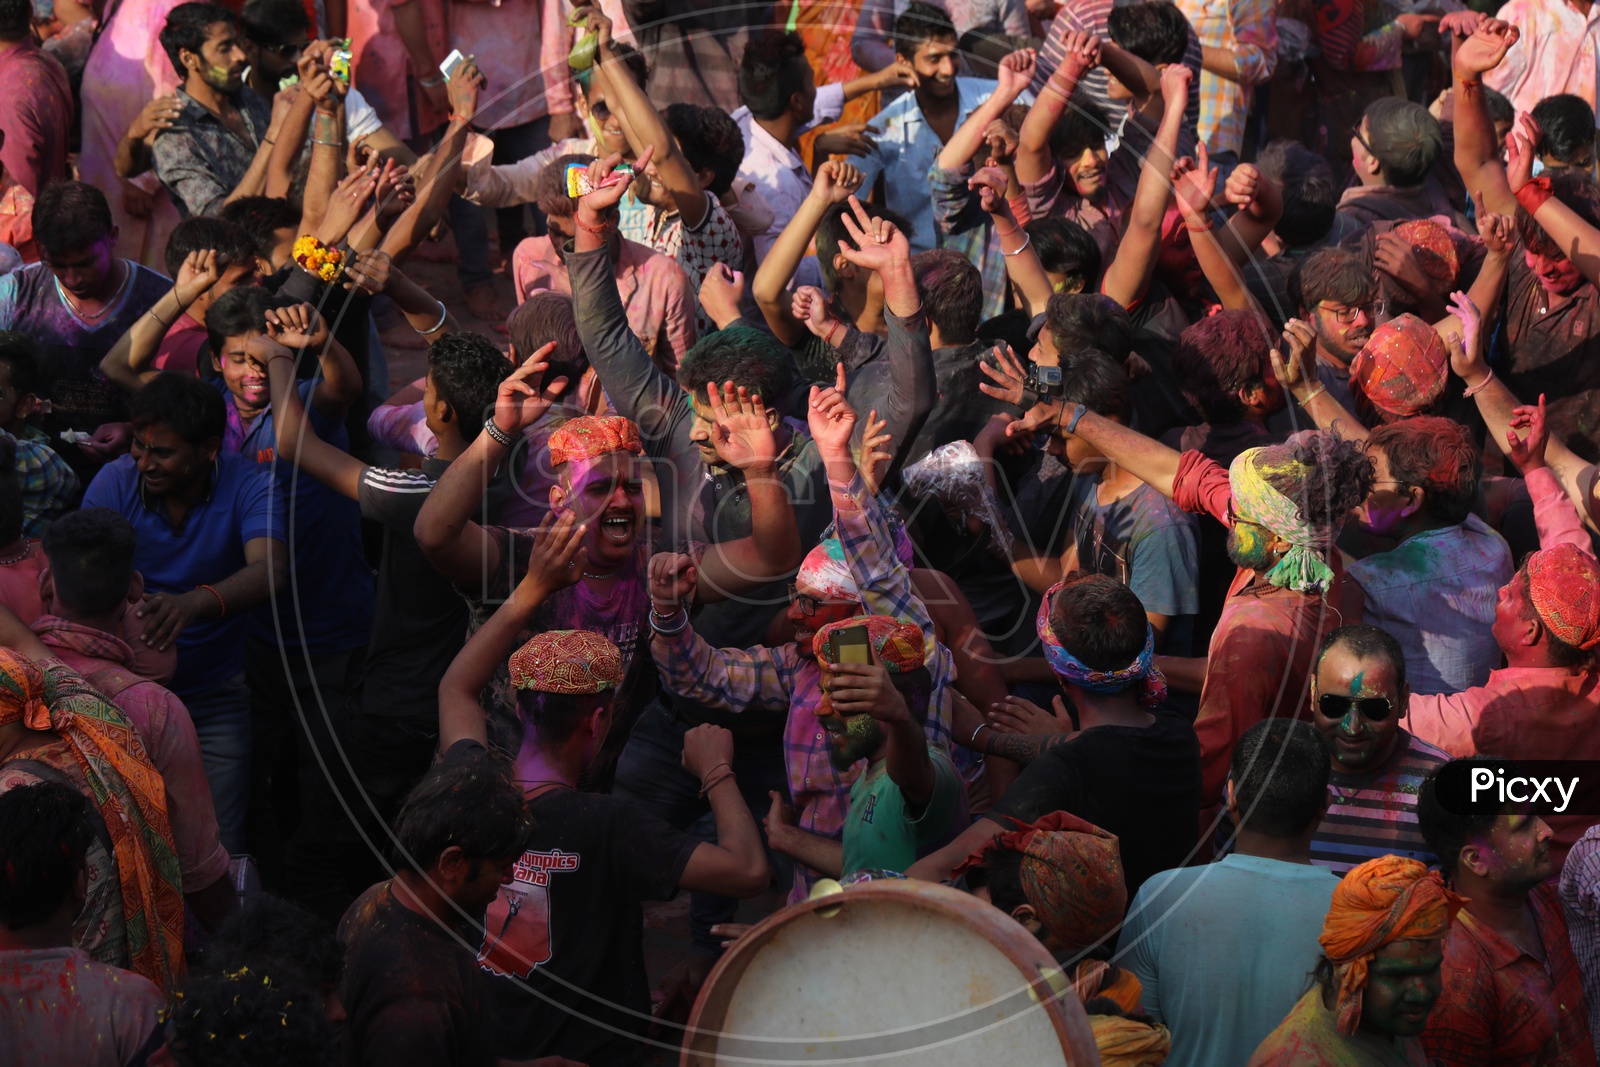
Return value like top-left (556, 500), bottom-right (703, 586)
top-left (1225, 501), bottom-right (1266, 530)
top-left (264, 40), bottom-right (307, 59)
top-left (1316, 301), bottom-right (1382, 325)
top-left (1352, 124), bottom-right (1373, 154)
top-left (1318, 693), bottom-right (1395, 722)
top-left (788, 584), bottom-right (822, 617)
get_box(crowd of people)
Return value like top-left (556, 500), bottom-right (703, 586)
top-left (5, 0), bottom-right (1600, 1062)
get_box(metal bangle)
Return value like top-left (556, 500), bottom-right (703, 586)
top-left (481, 417), bottom-right (515, 448)
top-left (415, 300), bottom-right (449, 336)
top-left (969, 721), bottom-right (988, 744)
top-left (1000, 232), bottom-right (1033, 257)
top-left (650, 609), bottom-right (689, 636)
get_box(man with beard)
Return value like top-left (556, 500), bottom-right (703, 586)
top-left (760, 614), bottom-right (962, 879)
top-left (151, 3), bottom-right (275, 220)
top-left (1418, 759), bottom-right (1597, 1066)
top-left (1009, 392), bottom-right (1372, 839)
top-left (437, 590), bottom-right (766, 1064)
top-left (1285, 247), bottom-right (1380, 419)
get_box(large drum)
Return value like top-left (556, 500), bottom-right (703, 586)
top-left (681, 878), bottom-right (1101, 1065)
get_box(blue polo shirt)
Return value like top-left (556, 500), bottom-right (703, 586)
top-left (83, 452), bottom-right (285, 703)
top-left (218, 379), bottom-right (373, 654)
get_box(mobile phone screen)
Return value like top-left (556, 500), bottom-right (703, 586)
top-left (828, 625), bottom-right (872, 666)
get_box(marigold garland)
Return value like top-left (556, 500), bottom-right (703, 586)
top-left (292, 235), bottom-right (344, 283)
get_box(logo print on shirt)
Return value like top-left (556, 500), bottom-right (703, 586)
top-left (476, 849), bottom-right (581, 979)
top-left (860, 793), bottom-right (878, 825)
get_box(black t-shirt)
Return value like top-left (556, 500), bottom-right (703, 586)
top-left (356, 459), bottom-right (470, 726)
top-left (987, 711), bottom-right (1201, 897)
top-left (475, 776), bottom-right (700, 1064)
top-left (338, 881), bottom-right (497, 1067)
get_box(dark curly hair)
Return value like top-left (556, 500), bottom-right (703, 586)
top-left (665, 104), bottom-right (745, 196)
top-left (1043, 292), bottom-right (1132, 363)
top-left (677, 325), bottom-right (795, 412)
top-left (427, 331), bottom-right (513, 444)
top-left (1058, 347), bottom-right (1133, 423)
top-left (0, 781), bottom-right (92, 930)
top-left (1256, 431), bottom-right (1375, 531)
top-left (204, 895), bottom-right (344, 991)
top-left (738, 30), bottom-right (810, 121)
top-left (1173, 309), bottom-right (1276, 424)
top-left (164, 963), bottom-right (337, 1067)
top-left (1028, 217), bottom-right (1102, 296)
top-left (1048, 572), bottom-right (1148, 672)
top-left (1365, 417), bottom-right (1480, 526)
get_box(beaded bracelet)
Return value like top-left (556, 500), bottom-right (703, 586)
top-left (197, 583), bottom-right (226, 617)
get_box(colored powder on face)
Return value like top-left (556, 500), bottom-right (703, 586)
top-left (1348, 669), bottom-right (1366, 696)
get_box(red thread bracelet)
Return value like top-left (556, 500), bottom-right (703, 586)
top-left (574, 215), bottom-right (615, 234)
top-left (197, 584), bottom-right (226, 617)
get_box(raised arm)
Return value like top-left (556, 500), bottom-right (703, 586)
top-left (341, 250), bottom-right (459, 341)
top-left (1172, 145), bottom-right (1260, 313)
top-left (378, 61), bottom-right (481, 263)
top-left (413, 346), bottom-right (565, 591)
top-left (590, 10), bottom-right (710, 228)
top-left (751, 161), bottom-right (864, 346)
top-left (970, 168), bottom-right (1053, 318)
top-left (831, 661), bottom-right (936, 807)
top-left (1270, 319), bottom-right (1368, 442)
top-left (258, 334), bottom-right (367, 500)
top-left (1452, 21), bottom-right (1522, 216)
top-left (438, 514), bottom-right (587, 751)
top-left (675, 725), bottom-right (770, 897)
top-left (261, 303), bottom-right (363, 422)
top-left (1101, 63), bottom-right (1191, 308)
top-left (692, 383), bottom-right (803, 603)
top-left (1018, 32), bottom-right (1098, 186)
top-left (1017, 402), bottom-right (1181, 499)
top-left (935, 50), bottom-right (1038, 173)
top-left (1217, 162), bottom-right (1283, 266)
top-left (100, 250), bottom-right (225, 393)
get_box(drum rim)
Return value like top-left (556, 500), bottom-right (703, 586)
top-left (678, 878), bottom-right (1100, 1065)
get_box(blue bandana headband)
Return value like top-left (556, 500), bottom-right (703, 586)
top-left (1036, 581), bottom-right (1168, 708)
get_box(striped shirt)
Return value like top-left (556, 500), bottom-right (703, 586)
top-left (1310, 730), bottom-right (1449, 875)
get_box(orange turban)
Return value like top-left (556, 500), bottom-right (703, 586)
top-left (0, 648), bottom-right (50, 729)
top-left (1318, 856), bottom-right (1464, 1034)
top-left (1393, 219), bottom-right (1461, 290)
top-left (547, 415), bottom-right (643, 467)
top-left (1351, 314), bottom-right (1449, 416)
top-left (954, 811), bottom-right (1128, 952)
top-left (812, 614), bottom-right (925, 673)
top-left (509, 630), bottom-right (624, 694)
top-left (1527, 543), bottom-right (1600, 651)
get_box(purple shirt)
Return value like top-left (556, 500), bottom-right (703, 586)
top-left (0, 41), bottom-right (72, 195)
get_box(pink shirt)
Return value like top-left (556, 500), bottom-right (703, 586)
top-left (34, 616), bottom-right (230, 893)
top-left (447, 0), bottom-right (573, 131)
top-left (78, 0), bottom-right (185, 269)
top-left (511, 234), bottom-right (699, 373)
top-left (0, 41), bottom-right (73, 196)
top-left (349, 0), bottom-right (448, 140)
top-left (1485, 0), bottom-right (1600, 120)
top-left (153, 311), bottom-right (208, 376)
top-left (0, 947), bottom-right (165, 1064)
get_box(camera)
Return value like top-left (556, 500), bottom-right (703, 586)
top-left (1021, 363), bottom-right (1064, 408)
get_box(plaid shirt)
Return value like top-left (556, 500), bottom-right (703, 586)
top-left (1177, 0), bottom-right (1277, 157)
top-left (930, 162), bottom-right (1010, 323)
top-left (1561, 825), bottom-right (1600, 1059)
top-left (653, 473), bottom-right (954, 896)
top-left (151, 88), bottom-right (272, 219)
top-left (1423, 883), bottom-right (1598, 1067)
top-left (11, 426), bottom-right (78, 538)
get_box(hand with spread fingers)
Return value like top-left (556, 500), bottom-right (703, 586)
top-left (987, 693), bottom-right (1074, 736)
top-left (705, 382), bottom-right (778, 473)
top-left (492, 342), bottom-right (569, 437)
top-left (520, 511), bottom-right (589, 597)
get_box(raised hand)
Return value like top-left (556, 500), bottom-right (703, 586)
top-left (977, 343), bottom-right (1028, 405)
top-left (809, 159), bottom-right (865, 206)
top-left (871, 57), bottom-right (919, 92)
top-left (374, 158), bottom-right (416, 227)
top-left (1474, 194), bottom-right (1517, 256)
top-left (705, 381), bottom-right (779, 472)
top-left (1059, 30), bottom-right (1100, 83)
top-left (129, 94), bottom-right (183, 144)
top-left (1269, 319), bottom-right (1319, 400)
top-left (1454, 19), bottom-right (1520, 79)
top-left (699, 262), bottom-right (746, 328)
top-left (858, 408), bottom-right (894, 496)
top-left (492, 342), bottom-right (568, 436)
top-left (968, 166), bottom-right (1010, 214)
top-left (995, 48), bottom-right (1037, 100)
top-left (1505, 395), bottom-right (1550, 474)
top-left (982, 120), bottom-right (1019, 166)
top-left (1373, 231), bottom-right (1432, 298)
top-left (1159, 62), bottom-right (1193, 113)
top-left (1448, 289), bottom-right (1482, 371)
top-left (174, 249), bottom-right (223, 307)
top-left (342, 248), bottom-right (393, 294)
top-left (1224, 162), bottom-right (1262, 209)
top-left (826, 662), bottom-right (911, 723)
top-left (807, 362), bottom-right (858, 460)
top-left (1171, 142), bottom-right (1217, 219)
top-left (1439, 9), bottom-right (1487, 36)
top-left (681, 723), bottom-right (735, 781)
top-left (791, 285), bottom-right (841, 340)
top-left (318, 162), bottom-right (380, 245)
top-left (648, 551), bottom-right (699, 611)
top-left (813, 123), bottom-right (881, 158)
top-left (520, 510), bottom-right (588, 596)
top-left (837, 196), bottom-right (910, 274)
top-left (264, 303), bottom-right (331, 350)
top-left (577, 146), bottom-right (655, 220)
top-left (1506, 113), bottom-right (1539, 193)
top-left (445, 56), bottom-right (485, 123)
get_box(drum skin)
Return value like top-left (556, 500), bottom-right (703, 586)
top-left (681, 879), bottom-right (1102, 1065)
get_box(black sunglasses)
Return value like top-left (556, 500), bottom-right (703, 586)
top-left (1318, 693), bottom-right (1394, 722)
